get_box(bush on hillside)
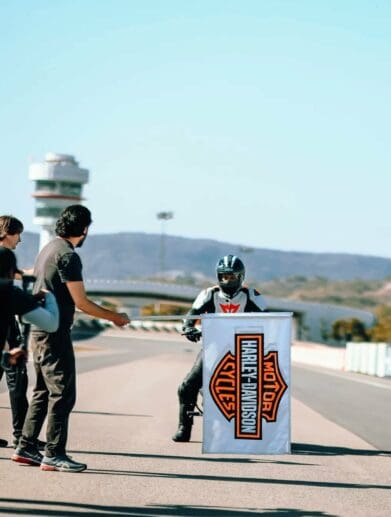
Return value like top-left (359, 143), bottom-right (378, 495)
top-left (331, 318), bottom-right (369, 343)
top-left (370, 305), bottom-right (391, 343)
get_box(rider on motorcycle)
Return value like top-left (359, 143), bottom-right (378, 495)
top-left (172, 254), bottom-right (267, 442)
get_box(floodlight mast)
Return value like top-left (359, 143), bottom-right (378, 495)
top-left (156, 211), bottom-right (174, 276)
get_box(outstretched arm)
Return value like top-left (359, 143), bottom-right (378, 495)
top-left (66, 281), bottom-right (130, 327)
top-left (182, 308), bottom-right (203, 342)
top-left (181, 288), bottom-right (215, 342)
top-left (182, 307), bottom-right (200, 330)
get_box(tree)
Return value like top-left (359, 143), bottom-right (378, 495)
top-left (369, 305), bottom-right (391, 343)
top-left (331, 318), bottom-right (368, 343)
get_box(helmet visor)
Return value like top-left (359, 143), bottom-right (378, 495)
top-left (218, 272), bottom-right (242, 295)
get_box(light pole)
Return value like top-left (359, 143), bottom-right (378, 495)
top-left (156, 211), bottom-right (174, 277)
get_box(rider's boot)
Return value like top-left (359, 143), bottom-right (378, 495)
top-left (172, 403), bottom-right (194, 442)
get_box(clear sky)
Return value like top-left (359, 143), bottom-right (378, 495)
top-left (1, 1), bottom-right (390, 258)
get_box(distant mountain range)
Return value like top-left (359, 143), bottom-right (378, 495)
top-left (15, 232), bottom-right (391, 282)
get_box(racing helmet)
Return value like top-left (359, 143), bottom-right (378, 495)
top-left (216, 255), bottom-right (245, 296)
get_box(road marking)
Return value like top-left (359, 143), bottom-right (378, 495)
top-left (294, 363), bottom-right (391, 391)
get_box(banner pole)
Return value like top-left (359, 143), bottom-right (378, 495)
top-left (123, 312), bottom-right (293, 322)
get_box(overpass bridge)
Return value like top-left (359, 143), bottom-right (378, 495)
top-left (84, 279), bottom-right (375, 343)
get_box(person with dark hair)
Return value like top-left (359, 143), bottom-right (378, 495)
top-left (13, 204), bottom-right (130, 473)
top-left (0, 248), bottom-right (59, 447)
top-left (0, 215), bottom-right (45, 449)
top-left (54, 204), bottom-right (92, 242)
top-left (0, 215), bottom-right (24, 250)
top-left (172, 254), bottom-right (267, 442)
top-left (0, 215), bottom-right (24, 447)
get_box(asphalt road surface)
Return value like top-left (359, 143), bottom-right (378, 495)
top-left (0, 330), bottom-right (390, 516)
top-left (2, 331), bottom-right (390, 451)
top-left (292, 363), bottom-right (391, 451)
top-left (77, 332), bottom-right (391, 452)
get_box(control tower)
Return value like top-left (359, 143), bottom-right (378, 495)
top-left (29, 153), bottom-right (90, 250)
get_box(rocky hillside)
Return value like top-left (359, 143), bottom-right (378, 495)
top-left (15, 232), bottom-right (391, 282)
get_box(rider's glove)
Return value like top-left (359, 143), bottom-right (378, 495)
top-left (183, 327), bottom-right (202, 342)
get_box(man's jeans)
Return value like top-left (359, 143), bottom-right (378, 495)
top-left (20, 329), bottom-right (76, 457)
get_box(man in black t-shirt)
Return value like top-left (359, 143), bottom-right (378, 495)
top-left (13, 205), bottom-right (130, 473)
top-left (32, 237), bottom-right (84, 330)
top-left (0, 248), bottom-right (59, 448)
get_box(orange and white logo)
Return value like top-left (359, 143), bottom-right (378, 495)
top-left (209, 333), bottom-right (288, 439)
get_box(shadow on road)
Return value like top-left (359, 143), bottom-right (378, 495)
top-left (292, 442), bottom-right (391, 457)
top-left (0, 499), bottom-right (337, 516)
top-left (73, 409), bottom-right (152, 418)
top-left (82, 468), bottom-right (391, 491)
top-left (68, 449), bottom-right (315, 466)
top-left (0, 407), bottom-right (152, 418)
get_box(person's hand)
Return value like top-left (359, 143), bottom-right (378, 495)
top-left (9, 348), bottom-right (27, 365)
top-left (33, 289), bottom-right (47, 305)
top-left (182, 327), bottom-right (202, 342)
top-left (111, 312), bottom-right (130, 327)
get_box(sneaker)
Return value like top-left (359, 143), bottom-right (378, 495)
top-left (12, 447), bottom-right (43, 466)
top-left (0, 438), bottom-right (8, 448)
top-left (40, 455), bottom-right (87, 473)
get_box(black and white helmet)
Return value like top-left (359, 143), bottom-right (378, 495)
top-left (216, 254), bottom-right (245, 297)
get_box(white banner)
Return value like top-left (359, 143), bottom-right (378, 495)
top-left (202, 313), bottom-right (292, 454)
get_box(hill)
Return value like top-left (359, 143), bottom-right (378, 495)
top-left (15, 231), bottom-right (391, 282)
top-left (260, 276), bottom-right (390, 310)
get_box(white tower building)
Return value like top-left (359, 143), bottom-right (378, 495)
top-left (29, 153), bottom-right (90, 250)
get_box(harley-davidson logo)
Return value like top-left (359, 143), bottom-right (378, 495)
top-left (209, 333), bottom-right (288, 439)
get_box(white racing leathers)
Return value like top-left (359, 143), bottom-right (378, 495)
top-left (189, 286), bottom-right (267, 321)
top-left (178, 286), bottom-right (266, 416)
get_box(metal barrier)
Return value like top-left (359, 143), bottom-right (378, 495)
top-left (345, 342), bottom-right (391, 377)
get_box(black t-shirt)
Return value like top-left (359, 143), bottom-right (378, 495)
top-left (33, 238), bottom-right (83, 329)
top-left (0, 280), bottom-right (38, 352)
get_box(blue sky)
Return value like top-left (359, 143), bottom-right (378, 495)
top-left (1, 1), bottom-right (390, 258)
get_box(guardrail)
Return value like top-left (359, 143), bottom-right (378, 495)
top-left (73, 318), bottom-right (391, 379)
top-left (345, 342), bottom-right (391, 377)
top-left (73, 318), bottom-right (183, 334)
